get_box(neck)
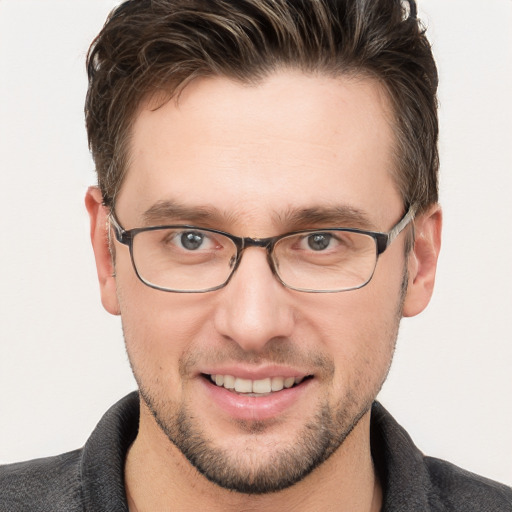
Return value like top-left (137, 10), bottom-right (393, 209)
top-left (124, 402), bottom-right (382, 512)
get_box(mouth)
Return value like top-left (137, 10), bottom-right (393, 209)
top-left (202, 373), bottom-right (313, 397)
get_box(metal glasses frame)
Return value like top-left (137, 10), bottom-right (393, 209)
top-left (109, 204), bottom-right (417, 293)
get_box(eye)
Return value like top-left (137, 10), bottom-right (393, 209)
top-left (306, 233), bottom-right (333, 251)
top-left (167, 230), bottom-right (218, 251)
top-left (180, 231), bottom-right (205, 250)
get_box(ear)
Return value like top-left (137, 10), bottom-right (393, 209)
top-left (402, 204), bottom-right (442, 317)
top-left (85, 186), bottom-right (120, 316)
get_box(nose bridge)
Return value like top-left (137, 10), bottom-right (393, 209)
top-left (240, 236), bottom-right (273, 252)
top-left (235, 236), bottom-right (276, 276)
top-left (214, 243), bottom-right (294, 352)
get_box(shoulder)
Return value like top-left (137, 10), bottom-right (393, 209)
top-left (371, 402), bottom-right (512, 511)
top-left (0, 449), bottom-right (84, 512)
top-left (424, 456), bottom-right (512, 511)
top-left (0, 393), bottom-right (138, 512)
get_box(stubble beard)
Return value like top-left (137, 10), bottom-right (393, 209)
top-left (127, 269), bottom-right (408, 495)
top-left (138, 381), bottom-right (374, 494)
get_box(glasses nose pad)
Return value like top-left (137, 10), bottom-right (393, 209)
top-left (266, 245), bottom-right (279, 276)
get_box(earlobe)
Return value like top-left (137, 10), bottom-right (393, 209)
top-left (402, 205), bottom-right (442, 317)
top-left (85, 186), bottom-right (121, 316)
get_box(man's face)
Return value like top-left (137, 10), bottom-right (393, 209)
top-left (111, 71), bottom-right (410, 493)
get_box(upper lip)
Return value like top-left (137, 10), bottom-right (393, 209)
top-left (199, 365), bottom-right (311, 380)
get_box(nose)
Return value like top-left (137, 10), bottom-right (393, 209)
top-left (213, 247), bottom-right (295, 352)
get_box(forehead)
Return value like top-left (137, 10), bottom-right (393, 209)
top-left (117, 70), bottom-right (401, 230)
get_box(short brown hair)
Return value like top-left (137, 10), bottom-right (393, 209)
top-left (86, 0), bottom-right (438, 212)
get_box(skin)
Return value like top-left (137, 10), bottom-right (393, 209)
top-left (86, 70), bottom-right (441, 511)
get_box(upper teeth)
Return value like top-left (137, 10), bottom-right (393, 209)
top-left (210, 375), bottom-right (304, 394)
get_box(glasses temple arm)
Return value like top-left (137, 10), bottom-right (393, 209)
top-left (386, 204), bottom-right (418, 247)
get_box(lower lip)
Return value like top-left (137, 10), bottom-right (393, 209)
top-left (201, 377), bottom-right (312, 421)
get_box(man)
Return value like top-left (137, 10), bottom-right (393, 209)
top-left (1, 0), bottom-right (511, 510)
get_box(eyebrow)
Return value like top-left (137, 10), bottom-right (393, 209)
top-left (141, 200), bottom-right (375, 231)
top-left (142, 200), bottom-right (231, 226)
top-left (277, 205), bottom-right (376, 230)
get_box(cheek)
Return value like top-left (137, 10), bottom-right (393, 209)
top-left (305, 281), bottom-right (402, 346)
top-left (116, 271), bottom-right (216, 383)
top-left (300, 268), bottom-right (404, 388)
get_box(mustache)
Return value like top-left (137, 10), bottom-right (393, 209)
top-left (179, 336), bottom-right (335, 377)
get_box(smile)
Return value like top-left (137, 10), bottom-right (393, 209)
top-left (208, 374), bottom-right (307, 395)
top-left (201, 371), bottom-right (315, 420)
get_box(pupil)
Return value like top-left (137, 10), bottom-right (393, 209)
top-left (181, 232), bottom-right (204, 250)
top-left (308, 233), bottom-right (331, 251)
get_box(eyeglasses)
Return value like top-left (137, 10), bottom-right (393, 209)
top-left (109, 205), bottom-right (416, 293)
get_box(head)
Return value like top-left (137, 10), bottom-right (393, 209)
top-left (85, 0), bottom-right (441, 497)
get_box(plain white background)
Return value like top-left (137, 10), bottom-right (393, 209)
top-left (0, 0), bottom-right (511, 487)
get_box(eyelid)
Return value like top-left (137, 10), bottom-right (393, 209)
top-left (292, 228), bottom-right (365, 238)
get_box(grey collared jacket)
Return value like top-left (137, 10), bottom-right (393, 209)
top-left (1, 393), bottom-right (511, 511)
